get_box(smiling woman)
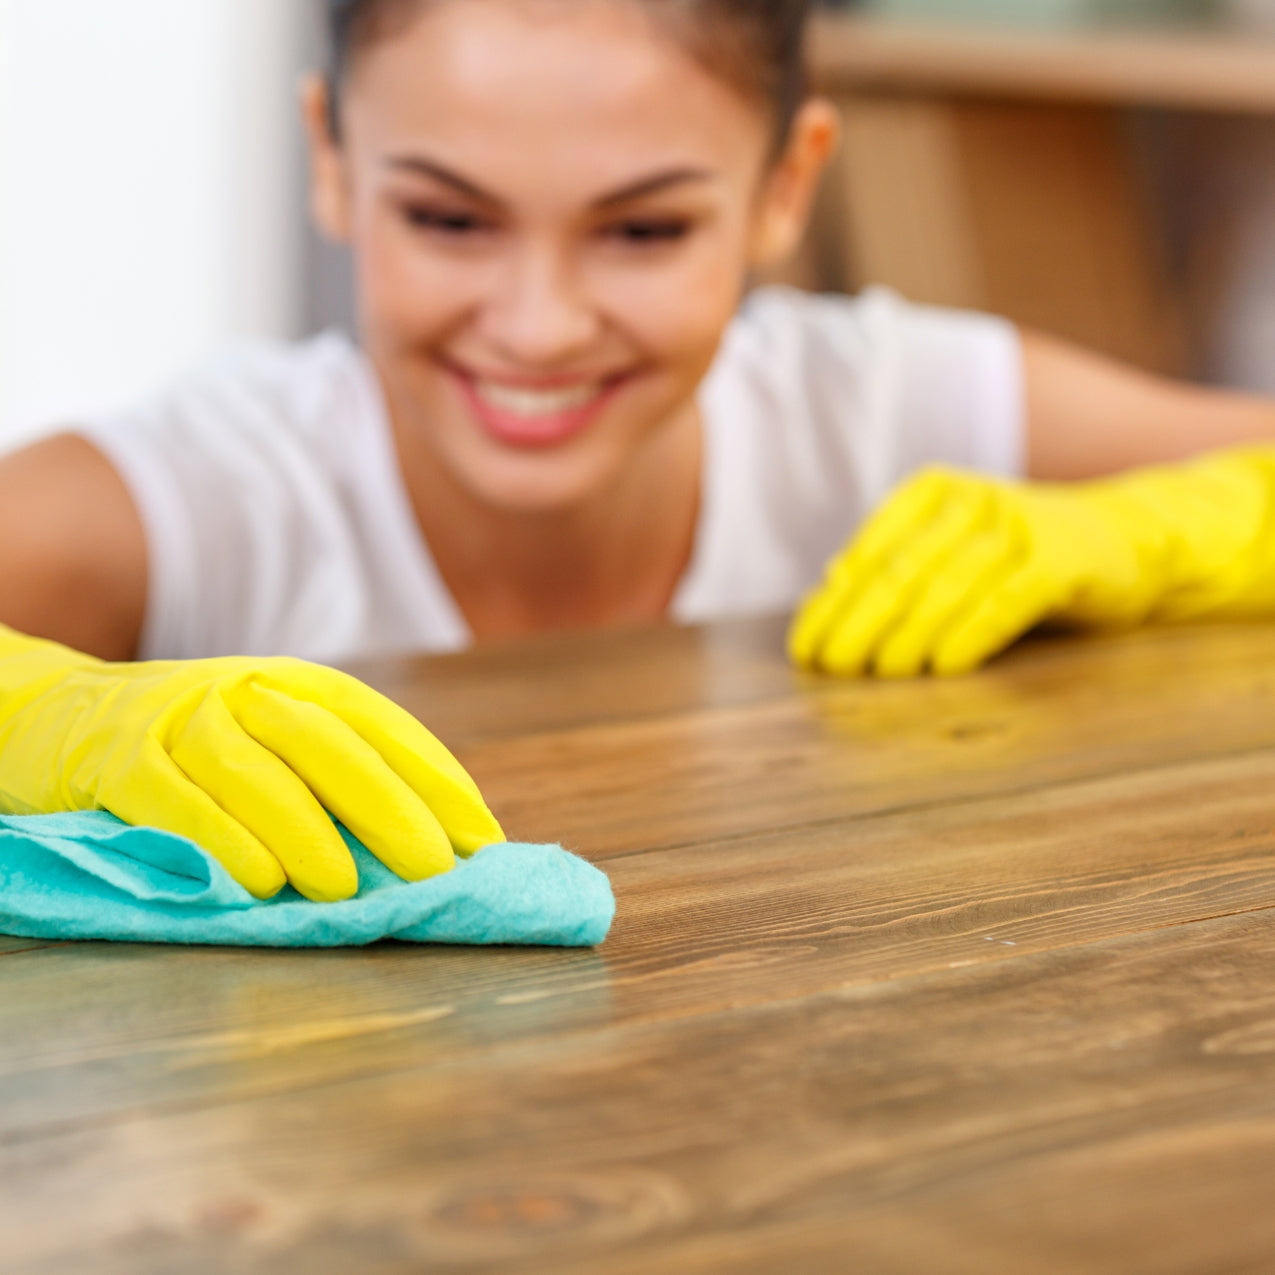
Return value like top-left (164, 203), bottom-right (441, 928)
top-left (302, 0), bottom-right (831, 542)
top-left (2, 0), bottom-right (1275, 671)
top-left (6, 0), bottom-right (1275, 904)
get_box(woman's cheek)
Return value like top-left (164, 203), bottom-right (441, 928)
top-left (619, 249), bottom-right (744, 367)
top-left (355, 214), bottom-right (470, 348)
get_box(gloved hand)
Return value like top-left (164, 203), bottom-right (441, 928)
top-left (789, 445), bottom-right (1275, 677)
top-left (0, 627), bottom-right (503, 900)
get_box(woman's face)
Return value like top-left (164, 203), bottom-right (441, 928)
top-left (308, 0), bottom-right (829, 513)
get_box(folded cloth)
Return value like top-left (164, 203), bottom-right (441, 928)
top-left (0, 811), bottom-right (614, 948)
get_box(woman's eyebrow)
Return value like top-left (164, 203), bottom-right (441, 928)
top-left (383, 155), bottom-right (713, 209)
top-left (591, 168), bottom-right (715, 208)
top-left (384, 155), bottom-right (500, 204)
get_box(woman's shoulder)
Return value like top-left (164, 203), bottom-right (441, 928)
top-left (703, 284), bottom-right (1024, 485)
top-left (705, 285), bottom-right (911, 425)
top-left (723, 283), bottom-right (999, 366)
top-left (730, 281), bottom-right (899, 334)
top-left (712, 284), bottom-right (1020, 436)
top-left (146, 328), bottom-right (377, 445)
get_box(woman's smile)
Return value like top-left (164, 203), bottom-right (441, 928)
top-left (444, 361), bottom-right (635, 449)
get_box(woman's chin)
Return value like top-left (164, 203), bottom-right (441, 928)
top-left (448, 444), bottom-right (624, 516)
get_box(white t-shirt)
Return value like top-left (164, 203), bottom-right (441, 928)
top-left (75, 286), bottom-right (1023, 663)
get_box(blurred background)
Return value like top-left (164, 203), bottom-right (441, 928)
top-left (4, 0), bottom-right (1275, 446)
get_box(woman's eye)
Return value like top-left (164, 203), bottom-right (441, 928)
top-left (606, 219), bottom-right (691, 245)
top-left (402, 206), bottom-right (490, 235)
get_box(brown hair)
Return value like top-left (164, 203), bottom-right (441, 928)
top-left (325, 0), bottom-right (811, 144)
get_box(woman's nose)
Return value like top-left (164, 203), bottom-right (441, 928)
top-left (480, 243), bottom-right (600, 367)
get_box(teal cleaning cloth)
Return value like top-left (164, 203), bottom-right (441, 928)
top-left (0, 811), bottom-right (614, 948)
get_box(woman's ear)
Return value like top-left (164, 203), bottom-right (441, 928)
top-left (300, 74), bottom-right (353, 243)
top-left (751, 97), bottom-right (840, 269)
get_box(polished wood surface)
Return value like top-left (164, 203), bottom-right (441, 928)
top-left (5, 618), bottom-right (1275, 1272)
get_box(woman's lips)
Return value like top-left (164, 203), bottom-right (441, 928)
top-left (449, 366), bottom-right (627, 448)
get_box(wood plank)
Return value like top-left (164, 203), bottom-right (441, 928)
top-left (448, 623), bottom-right (1275, 856)
top-left (810, 13), bottom-right (1275, 114)
top-left (5, 910), bottom-right (1275, 1273)
top-left (4, 746), bottom-right (1275, 1142)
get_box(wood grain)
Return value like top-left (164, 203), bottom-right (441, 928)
top-left (449, 622), bottom-right (1275, 856)
top-left (5, 912), bottom-right (1275, 1273)
top-left (4, 744), bottom-right (1275, 1142)
top-left (350, 616), bottom-right (1275, 749)
top-left (5, 618), bottom-right (1275, 1273)
top-left (342, 615), bottom-right (801, 746)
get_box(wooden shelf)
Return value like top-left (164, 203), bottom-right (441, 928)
top-left (811, 13), bottom-right (1275, 113)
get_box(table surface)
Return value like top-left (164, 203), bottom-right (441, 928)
top-left (811, 11), bottom-right (1275, 112)
top-left (5, 617), bottom-right (1275, 1273)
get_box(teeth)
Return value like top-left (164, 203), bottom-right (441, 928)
top-left (473, 378), bottom-right (603, 417)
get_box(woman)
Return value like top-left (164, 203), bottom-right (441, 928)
top-left (3, 0), bottom-right (1274, 900)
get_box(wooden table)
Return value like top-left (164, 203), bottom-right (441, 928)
top-left (5, 617), bottom-right (1275, 1272)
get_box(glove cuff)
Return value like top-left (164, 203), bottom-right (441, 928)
top-left (1095, 444), bottom-right (1275, 620)
top-left (0, 625), bottom-right (101, 705)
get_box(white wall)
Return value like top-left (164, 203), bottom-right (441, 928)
top-left (0, 0), bottom-right (311, 447)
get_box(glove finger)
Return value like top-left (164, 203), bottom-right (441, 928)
top-left (932, 563), bottom-right (1056, 676)
top-left (872, 526), bottom-right (1016, 678)
top-left (261, 663), bottom-right (504, 857)
top-left (234, 682), bottom-right (457, 883)
top-left (817, 482), bottom-right (992, 675)
top-left (101, 734), bottom-right (288, 900)
top-left (169, 684), bottom-right (360, 902)
top-left (789, 468), bottom-right (958, 666)
top-left (788, 580), bottom-right (853, 669)
top-left (831, 467), bottom-right (966, 587)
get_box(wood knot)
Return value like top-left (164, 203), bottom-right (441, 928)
top-left (417, 1169), bottom-right (688, 1258)
top-left (946, 720), bottom-right (1007, 742)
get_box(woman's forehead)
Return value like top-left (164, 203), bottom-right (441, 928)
top-left (341, 0), bottom-right (771, 182)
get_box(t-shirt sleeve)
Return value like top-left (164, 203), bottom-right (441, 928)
top-left (675, 286), bottom-right (1026, 623)
top-left (863, 286), bottom-right (1025, 483)
top-left (70, 340), bottom-right (370, 661)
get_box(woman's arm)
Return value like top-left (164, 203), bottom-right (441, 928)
top-left (792, 329), bottom-right (1275, 676)
top-left (0, 439), bottom-right (506, 904)
top-left (1024, 329), bottom-right (1275, 481)
top-left (0, 434), bottom-right (147, 660)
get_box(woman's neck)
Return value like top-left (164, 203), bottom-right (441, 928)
top-left (387, 395), bottom-right (703, 644)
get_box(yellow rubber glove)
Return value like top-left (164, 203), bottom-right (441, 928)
top-left (0, 626), bottom-right (503, 900)
top-left (789, 444), bottom-right (1275, 677)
